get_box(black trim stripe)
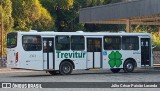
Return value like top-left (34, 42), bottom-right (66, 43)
top-left (52, 38), bottom-right (55, 69)
top-left (47, 40), bottom-right (49, 69)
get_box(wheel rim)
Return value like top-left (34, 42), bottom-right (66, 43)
top-left (126, 63), bottom-right (133, 71)
top-left (62, 64), bottom-right (70, 73)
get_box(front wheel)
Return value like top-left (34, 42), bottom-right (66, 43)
top-left (123, 60), bottom-right (135, 73)
top-left (110, 68), bottom-right (121, 73)
top-left (59, 61), bottom-right (73, 75)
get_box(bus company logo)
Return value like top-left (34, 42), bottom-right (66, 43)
top-left (56, 51), bottom-right (85, 59)
top-left (2, 83), bottom-right (11, 88)
top-left (108, 51), bottom-right (122, 68)
top-left (103, 51), bottom-right (107, 55)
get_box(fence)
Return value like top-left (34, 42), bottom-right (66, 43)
top-left (153, 51), bottom-right (160, 64)
top-left (0, 57), bottom-right (6, 67)
top-left (0, 51), bottom-right (160, 67)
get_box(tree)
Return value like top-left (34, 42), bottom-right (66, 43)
top-left (1, 0), bottom-right (14, 32)
top-left (85, 0), bottom-right (111, 7)
top-left (40, 0), bottom-right (125, 32)
top-left (0, 0), bottom-right (14, 55)
top-left (12, 0), bottom-right (54, 31)
top-left (40, 0), bottom-right (74, 31)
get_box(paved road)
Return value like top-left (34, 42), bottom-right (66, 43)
top-left (0, 68), bottom-right (160, 82)
top-left (0, 68), bottom-right (160, 91)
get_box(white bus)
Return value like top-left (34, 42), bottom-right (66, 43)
top-left (7, 30), bottom-right (153, 75)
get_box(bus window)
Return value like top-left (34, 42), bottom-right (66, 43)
top-left (56, 36), bottom-right (70, 50)
top-left (22, 35), bottom-right (42, 51)
top-left (7, 32), bottom-right (17, 48)
top-left (71, 36), bottom-right (84, 50)
top-left (122, 36), bottom-right (139, 50)
top-left (104, 36), bottom-right (121, 50)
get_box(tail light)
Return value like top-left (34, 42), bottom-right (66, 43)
top-left (15, 52), bottom-right (18, 63)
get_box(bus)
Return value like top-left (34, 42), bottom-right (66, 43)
top-left (6, 30), bottom-right (153, 75)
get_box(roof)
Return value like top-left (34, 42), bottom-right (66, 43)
top-left (15, 31), bottom-right (151, 36)
top-left (79, 0), bottom-right (160, 25)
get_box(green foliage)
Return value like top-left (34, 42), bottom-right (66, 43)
top-left (40, 0), bottom-right (112, 32)
top-left (1, 0), bottom-right (14, 55)
top-left (152, 32), bottom-right (160, 50)
top-left (54, 0), bottom-right (73, 10)
top-left (132, 25), bottom-right (158, 33)
top-left (1, 0), bottom-right (14, 33)
top-left (85, 0), bottom-right (110, 7)
top-left (40, 0), bottom-right (74, 32)
top-left (12, 0), bottom-right (54, 31)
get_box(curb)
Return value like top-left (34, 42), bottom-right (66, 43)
top-left (0, 68), bottom-right (33, 73)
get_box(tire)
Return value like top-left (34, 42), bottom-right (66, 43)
top-left (59, 61), bottom-right (73, 75)
top-left (123, 60), bottom-right (135, 73)
top-left (48, 71), bottom-right (59, 75)
top-left (110, 68), bottom-right (121, 73)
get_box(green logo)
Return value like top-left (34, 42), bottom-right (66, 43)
top-left (108, 51), bottom-right (122, 68)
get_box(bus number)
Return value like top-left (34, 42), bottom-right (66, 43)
top-left (29, 54), bottom-right (36, 58)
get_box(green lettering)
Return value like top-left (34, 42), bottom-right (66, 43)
top-left (83, 53), bottom-right (85, 58)
top-left (68, 53), bottom-right (73, 58)
top-left (78, 53), bottom-right (82, 58)
top-left (56, 51), bottom-right (61, 58)
top-left (56, 51), bottom-right (86, 59)
top-left (75, 52), bottom-right (78, 58)
top-left (73, 52), bottom-right (75, 58)
top-left (64, 53), bottom-right (68, 58)
top-left (61, 53), bottom-right (64, 58)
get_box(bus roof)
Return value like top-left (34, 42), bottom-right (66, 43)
top-left (12, 31), bottom-right (151, 37)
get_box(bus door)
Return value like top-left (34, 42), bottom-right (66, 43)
top-left (43, 38), bottom-right (55, 69)
top-left (141, 38), bottom-right (151, 66)
top-left (87, 38), bottom-right (102, 68)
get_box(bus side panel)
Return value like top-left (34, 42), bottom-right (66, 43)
top-left (102, 50), bottom-right (141, 69)
top-left (121, 51), bottom-right (141, 68)
top-left (20, 51), bottom-right (43, 70)
top-left (54, 51), bottom-right (87, 70)
top-left (19, 34), bottom-right (44, 70)
top-left (102, 50), bottom-right (112, 69)
top-left (7, 48), bottom-right (16, 68)
top-left (7, 33), bottom-right (21, 68)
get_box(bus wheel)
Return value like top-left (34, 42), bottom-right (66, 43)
top-left (110, 68), bottom-right (121, 73)
top-left (59, 61), bottom-right (73, 75)
top-left (48, 71), bottom-right (59, 75)
top-left (123, 60), bottom-right (135, 73)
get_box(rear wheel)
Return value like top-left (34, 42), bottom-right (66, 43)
top-left (110, 68), bottom-right (121, 73)
top-left (123, 60), bottom-right (135, 73)
top-left (59, 61), bottom-right (73, 75)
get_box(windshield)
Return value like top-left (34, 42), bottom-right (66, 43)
top-left (7, 32), bottom-right (17, 48)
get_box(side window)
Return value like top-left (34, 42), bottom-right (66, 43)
top-left (122, 36), bottom-right (139, 50)
top-left (56, 36), bottom-right (70, 50)
top-left (104, 36), bottom-right (121, 50)
top-left (22, 35), bottom-right (42, 51)
top-left (43, 38), bottom-right (54, 53)
top-left (7, 32), bottom-right (17, 48)
top-left (71, 36), bottom-right (84, 50)
top-left (87, 39), bottom-right (94, 52)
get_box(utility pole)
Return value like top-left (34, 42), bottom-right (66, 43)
top-left (0, 0), bottom-right (3, 66)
